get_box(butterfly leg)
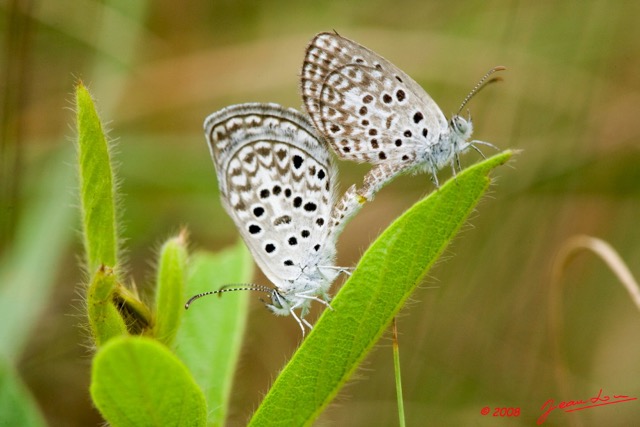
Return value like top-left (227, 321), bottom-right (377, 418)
top-left (288, 299), bottom-right (316, 336)
top-left (317, 288), bottom-right (335, 310)
top-left (296, 291), bottom-right (335, 311)
top-left (319, 265), bottom-right (353, 276)
top-left (471, 139), bottom-right (499, 152)
top-left (338, 267), bottom-right (353, 276)
top-left (468, 140), bottom-right (499, 161)
top-left (456, 151), bottom-right (463, 172)
top-left (302, 317), bottom-right (314, 330)
top-left (430, 170), bottom-right (440, 188)
top-left (289, 308), bottom-right (307, 336)
top-left (450, 158), bottom-right (458, 178)
top-left (449, 152), bottom-right (463, 184)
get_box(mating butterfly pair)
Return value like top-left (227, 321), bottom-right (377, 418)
top-left (186, 32), bottom-right (504, 334)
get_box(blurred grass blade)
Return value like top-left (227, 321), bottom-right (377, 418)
top-left (0, 146), bottom-right (76, 361)
top-left (153, 230), bottom-right (189, 347)
top-left (175, 241), bottom-right (253, 427)
top-left (75, 82), bottom-right (118, 274)
top-left (91, 336), bottom-right (207, 427)
top-left (392, 319), bottom-right (406, 427)
top-left (87, 265), bottom-right (128, 347)
top-left (249, 150), bottom-right (512, 426)
top-left (0, 358), bottom-right (47, 427)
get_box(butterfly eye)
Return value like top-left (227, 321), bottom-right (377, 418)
top-left (271, 292), bottom-right (285, 309)
top-left (452, 116), bottom-right (468, 133)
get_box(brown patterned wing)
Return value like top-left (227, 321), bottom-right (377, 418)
top-left (301, 32), bottom-right (449, 165)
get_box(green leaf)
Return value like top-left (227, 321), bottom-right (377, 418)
top-left (153, 230), bottom-right (189, 347)
top-left (249, 150), bottom-right (513, 426)
top-left (175, 241), bottom-right (253, 427)
top-left (0, 358), bottom-right (47, 427)
top-left (91, 336), bottom-right (207, 427)
top-left (75, 82), bottom-right (119, 274)
top-left (87, 265), bottom-right (128, 347)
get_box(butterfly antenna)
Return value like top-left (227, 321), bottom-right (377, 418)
top-left (457, 66), bottom-right (506, 115)
top-left (185, 284), bottom-right (275, 309)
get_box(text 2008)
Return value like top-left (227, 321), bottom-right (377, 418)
top-left (493, 407), bottom-right (520, 417)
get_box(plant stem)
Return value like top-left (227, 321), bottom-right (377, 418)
top-left (393, 318), bottom-right (406, 427)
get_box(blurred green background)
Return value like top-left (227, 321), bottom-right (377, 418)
top-left (1, 0), bottom-right (639, 425)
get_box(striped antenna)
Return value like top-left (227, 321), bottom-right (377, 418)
top-left (185, 284), bottom-right (276, 309)
top-left (457, 66), bottom-right (506, 115)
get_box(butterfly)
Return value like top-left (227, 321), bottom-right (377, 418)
top-left (301, 31), bottom-right (504, 200)
top-left (186, 103), bottom-right (361, 334)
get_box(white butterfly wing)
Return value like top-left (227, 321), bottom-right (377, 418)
top-left (301, 32), bottom-right (449, 164)
top-left (205, 103), bottom-right (338, 287)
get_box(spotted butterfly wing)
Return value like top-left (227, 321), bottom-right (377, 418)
top-left (205, 103), bottom-right (338, 291)
top-left (301, 32), bottom-right (449, 166)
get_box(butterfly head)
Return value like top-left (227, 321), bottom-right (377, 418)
top-left (450, 114), bottom-right (473, 142)
top-left (264, 289), bottom-right (295, 316)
